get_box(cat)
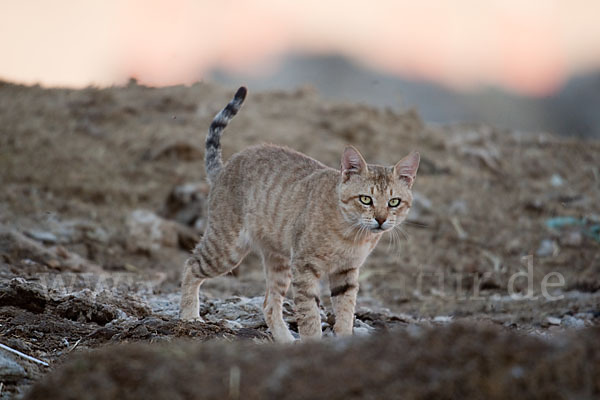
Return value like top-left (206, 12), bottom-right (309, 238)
top-left (179, 87), bottom-right (420, 342)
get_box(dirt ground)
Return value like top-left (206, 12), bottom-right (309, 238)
top-left (0, 80), bottom-right (599, 398)
top-left (25, 325), bottom-right (600, 400)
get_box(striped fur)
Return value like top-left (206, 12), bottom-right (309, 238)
top-left (180, 89), bottom-right (420, 342)
top-left (205, 86), bottom-right (247, 185)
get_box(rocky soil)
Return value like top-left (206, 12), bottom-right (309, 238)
top-left (0, 80), bottom-right (598, 398)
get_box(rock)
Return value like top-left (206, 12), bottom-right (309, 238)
top-left (25, 230), bottom-right (59, 244)
top-left (546, 316), bottom-right (561, 326)
top-left (0, 227), bottom-right (101, 272)
top-left (0, 277), bottom-right (151, 326)
top-left (562, 316), bottom-right (585, 329)
top-left (536, 239), bottom-right (558, 257)
top-left (160, 182), bottom-right (208, 229)
top-left (0, 278), bottom-right (51, 313)
top-left (448, 200), bottom-right (468, 215)
top-left (204, 297), bottom-right (267, 329)
top-left (0, 353), bottom-right (27, 382)
top-left (125, 210), bottom-right (179, 252)
top-left (550, 174), bottom-right (564, 187)
top-left (559, 231), bottom-right (583, 247)
top-left (353, 319), bottom-right (375, 336)
top-left (25, 219), bottom-right (109, 245)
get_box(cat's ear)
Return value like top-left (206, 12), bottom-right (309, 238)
top-left (394, 151), bottom-right (420, 188)
top-left (341, 145), bottom-right (367, 182)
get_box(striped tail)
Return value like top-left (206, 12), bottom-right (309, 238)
top-left (205, 86), bottom-right (247, 184)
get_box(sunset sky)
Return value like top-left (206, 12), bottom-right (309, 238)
top-left (1, 0), bottom-right (600, 96)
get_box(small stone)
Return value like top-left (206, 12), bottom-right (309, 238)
top-left (125, 209), bottom-right (179, 252)
top-left (536, 239), bottom-right (558, 257)
top-left (559, 231), bottom-right (583, 247)
top-left (546, 316), bottom-right (561, 325)
top-left (353, 320), bottom-right (375, 337)
top-left (562, 315), bottom-right (585, 329)
top-left (160, 182), bottom-right (208, 228)
top-left (550, 174), bottom-right (564, 187)
top-left (25, 230), bottom-right (58, 244)
top-left (510, 366), bottom-right (525, 379)
top-left (448, 200), bottom-right (468, 215)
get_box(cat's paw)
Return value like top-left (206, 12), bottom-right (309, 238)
top-left (270, 329), bottom-right (297, 343)
top-left (179, 312), bottom-right (205, 323)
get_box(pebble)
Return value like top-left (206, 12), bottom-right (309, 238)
top-left (448, 200), bottom-right (468, 215)
top-left (125, 209), bottom-right (179, 252)
top-left (559, 231), bottom-right (583, 247)
top-left (353, 319), bottom-right (375, 337)
top-left (550, 174), bottom-right (564, 187)
top-left (25, 230), bottom-right (58, 243)
top-left (536, 239), bottom-right (558, 257)
top-left (562, 316), bottom-right (585, 329)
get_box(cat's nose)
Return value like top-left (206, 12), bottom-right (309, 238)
top-left (375, 216), bottom-right (386, 227)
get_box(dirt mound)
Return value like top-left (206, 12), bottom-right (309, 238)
top-left (26, 324), bottom-right (600, 400)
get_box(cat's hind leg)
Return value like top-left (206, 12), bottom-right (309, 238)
top-left (261, 253), bottom-right (294, 343)
top-left (179, 227), bottom-right (249, 321)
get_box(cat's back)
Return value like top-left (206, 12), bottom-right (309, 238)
top-left (225, 144), bottom-right (330, 182)
top-left (212, 144), bottom-right (335, 224)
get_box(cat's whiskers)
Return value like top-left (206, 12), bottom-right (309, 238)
top-left (387, 225), bottom-right (398, 253)
top-left (387, 224), bottom-right (409, 254)
top-left (385, 229), bottom-right (394, 252)
top-left (343, 220), bottom-right (362, 238)
top-left (353, 222), bottom-right (369, 245)
top-left (398, 226), bottom-right (409, 241)
top-left (403, 220), bottom-right (429, 229)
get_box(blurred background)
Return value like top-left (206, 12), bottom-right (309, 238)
top-left (2, 0), bottom-right (600, 137)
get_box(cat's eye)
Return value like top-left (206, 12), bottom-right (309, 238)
top-left (388, 198), bottom-right (401, 207)
top-left (359, 195), bottom-right (372, 205)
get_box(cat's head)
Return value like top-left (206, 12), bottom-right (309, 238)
top-left (337, 146), bottom-right (420, 234)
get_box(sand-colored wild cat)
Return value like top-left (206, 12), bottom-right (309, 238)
top-left (180, 87), bottom-right (419, 342)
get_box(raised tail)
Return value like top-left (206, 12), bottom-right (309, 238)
top-left (205, 86), bottom-right (247, 184)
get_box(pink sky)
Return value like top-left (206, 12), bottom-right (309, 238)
top-left (1, 0), bottom-right (600, 96)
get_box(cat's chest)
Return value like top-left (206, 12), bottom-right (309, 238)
top-left (323, 238), bottom-right (378, 268)
top-left (352, 240), bottom-right (378, 262)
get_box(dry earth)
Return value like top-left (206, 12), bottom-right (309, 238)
top-left (0, 80), bottom-right (598, 398)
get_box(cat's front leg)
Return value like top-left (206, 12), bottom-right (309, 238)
top-left (292, 261), bottom-right (323, 340)
top-left (329, 266), bottom-right (360, 336)
top-left (179, 259), bottom-right (204, 321)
